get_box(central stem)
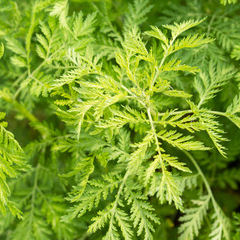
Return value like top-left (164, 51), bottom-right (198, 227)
top-left (146, 107), bottom-right (165, 171)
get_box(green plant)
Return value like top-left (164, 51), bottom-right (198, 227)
top-left (0, 0), bottom-right (240, 239)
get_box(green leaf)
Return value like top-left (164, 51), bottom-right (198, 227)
top-left (11, 55), bottom-right (27, 67)
top-left (125, 185), bottom-right (160, 240)
top-left (115, 208), bottom-right (134, 240)
top-left (199, 112), bottom-right (227, 157)
top-left (195, 62), bottom-right (235, 107)
top-left (163, 89), bottom-right (192, 98)
top-left (179, 195), bottom-right (210, 240)
top-left (209, 205), bottom-right (231, 240)
top-left (227, 94), bottom-right (240, 114)
top-left (145, 26), bottom-right (168, 46)
top-left (5, 37), bottom-right (26, 56)
top-left (159, 170), bottom-right (183, 210)
top-left (50, 0), bottom-right (69, 29)
top-left (157, 130), bottom-right (209, 151)
top-left (124, 0), bottom-right (153, 30)
top-left (73, 12), bottom-right (97, 37)
top-left (88, 205), bottom-right (113, 233)
top-left (169, 34), bottom-right (212, 55)
top-left (164, 18), bottom-right (207, 38)
top-left (0, 123), bottom-right (26, 215)
top-left (160, 58), bottom-right (199, 73)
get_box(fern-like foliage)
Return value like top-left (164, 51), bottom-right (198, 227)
top-left (0, 113), bottom-right (26, 217)
top-left (0, 0), bottom-right (240, 239)
top-left (195, 61), bottom-right (236, 108)
top-left (179, 195), bottom-right (210, 240)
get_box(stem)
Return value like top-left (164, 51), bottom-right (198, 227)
top-left (147, 107), bottom-right (165, 170)
top-left (158, 109), bottom-right (193, 117)
top-left (120, 84), bottom-right (146, 108)
top-left (26, 4), bottom-right (37, 75)
top-left (108, 171), bottom-right (129, 230)
top-left (113, 172), bottom-right (129, 208)
top-left (184, 151), bottom-right (215, 200)
top-left (150, 35), bottom-right (177, 91)
top-left (14, 46), bottom-right (62, 99)
top-left (4, 96), bottom-right (37, 123)
top-left (157, 109), bottom-right (227, 118)
top-left (208, 110), bottom-right (226, 117)
top-left (197, 98), bottom-right (205, 109)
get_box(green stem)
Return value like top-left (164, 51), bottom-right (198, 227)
top-left (5, 96), bottom-right (37, 123)
top-left (158, 109), bottom-right (192, 117)
top-left (14, 45), bottom-right (62, 99)
top-left (157, 109), bottom-right (227, 118)
top-left (208, 110), bottom-right (227, 117)
top-left (150, 35), bottom-right (177, 91)
top-left (108, 171), bottom-right (129, 231)
top-left (26, 4), bottom-right (37, 75)
top-left (120, 84), bottom-right (146, 107)
top-left (184, 151), bottom-right (215, 200)
top-left (146, 107), bottom-right (165, 171)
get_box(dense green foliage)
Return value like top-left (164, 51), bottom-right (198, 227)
top-left (0, 0), bottom-right (240, 239)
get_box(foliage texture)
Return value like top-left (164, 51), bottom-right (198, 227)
top-left (0, 0), bottom-right (240, 239)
